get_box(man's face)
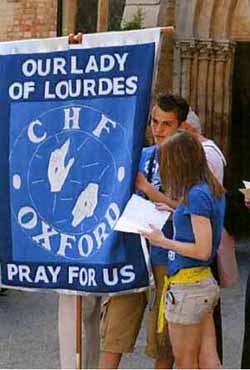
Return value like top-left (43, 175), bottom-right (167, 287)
top-left (150, 105), bottom-right (179, 145)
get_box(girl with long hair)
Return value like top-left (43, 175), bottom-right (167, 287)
top-left (141, 130), bottom-right (225, 369)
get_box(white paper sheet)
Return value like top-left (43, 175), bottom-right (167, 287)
top-left (114, 194), bottom-right (171, 234)
top-left (243, 180), bottom-right (250, 188)
top-left (239, 180), bottom-right (250, 197)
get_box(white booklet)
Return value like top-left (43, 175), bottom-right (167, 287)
top-left (239, 180), bottom-right (250, 197)
top-left (243, 180), bottom-right (250, 188)
top-left (114, 194), bottom-right (171, 234)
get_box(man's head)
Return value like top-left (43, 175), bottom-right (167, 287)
top-left (150, 93), bottom-right (189, 145)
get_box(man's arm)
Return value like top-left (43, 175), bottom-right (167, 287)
top-left (135, 172), bottom-right (178, 209)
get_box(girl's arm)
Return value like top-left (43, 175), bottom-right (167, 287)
top-left (141, 215), bottom-right (212, 261)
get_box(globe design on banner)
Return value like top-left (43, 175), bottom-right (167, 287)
top-left (10, 104), bottom-right (130, 260)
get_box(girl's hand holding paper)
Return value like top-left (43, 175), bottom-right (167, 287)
top-left (139, 224), bottom-right (166, 246)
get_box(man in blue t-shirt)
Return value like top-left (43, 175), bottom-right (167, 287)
top-left (99, 94), bottom-right (189, 370)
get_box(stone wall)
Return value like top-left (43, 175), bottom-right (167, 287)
top-left (0, 0), bottom-right (57, 41)
top-left (175, 0), bottom-right (250, 156)
top-left (122, 0), bottom-right (175, 94)
top-left (123, 0), bottom-right (162, 28)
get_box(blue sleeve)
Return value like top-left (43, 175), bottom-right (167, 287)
top-left (184, 188), bottom-right (212, 218)
top-left (138, 148), bottom-right (146, 172)
top-left (138, 146), bottom-right (155, 174)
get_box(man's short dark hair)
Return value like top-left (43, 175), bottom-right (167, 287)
top-left (156, 93), bottom-right (189, 124)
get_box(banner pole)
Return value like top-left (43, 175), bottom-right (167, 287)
top-left (76, 295), bottom-right (82, 369)
top-left (68, 30), bottom-right (84, 369)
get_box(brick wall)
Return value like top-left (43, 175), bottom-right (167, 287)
top-left (0, 0), bottom-right (57, 41)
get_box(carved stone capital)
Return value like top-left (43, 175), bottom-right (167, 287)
top-left (175, 39), bottom-right (197, 60)
top-left (196, 39), bottom-right (214, 61)
top-left (176, 39), bottom-right (236, 62)
top-left (213, 41), bottom-right (236, 62)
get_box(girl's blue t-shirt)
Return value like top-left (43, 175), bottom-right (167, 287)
top-left (138, 145), bottom-right (172, 265)
top-left (167, 183), bottom-right (225, 276)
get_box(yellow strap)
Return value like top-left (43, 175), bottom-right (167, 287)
top-left (170, 266), bottom-right (212, 284)
top-left (157, 266), bottom-right (212, 333)
top-left (157, 275), bottom-right (169, 333)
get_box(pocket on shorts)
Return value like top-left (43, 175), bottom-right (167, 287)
top-left (165, 289), bottom-right (185, 320)
top-left (189, 285), bottom-right (220, 317)
top-left (199, 278), bottom-right (220, 310)
top-left (193, 294), bottom-right (215, 315)
top-left (166, 290), bottom-right (177, 309)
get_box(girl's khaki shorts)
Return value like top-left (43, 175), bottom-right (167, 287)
top-left (165, 276), bottom-right (220, 325)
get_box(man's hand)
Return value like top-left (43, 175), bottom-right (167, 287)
top-left (68, 33), bottom-right (83, 44)
top-left (135, 172), bottom-right (177, 209)
top-left (155, 202), bottom-right (174, 213)
top-left (135, 172), bottom-right (150, 193)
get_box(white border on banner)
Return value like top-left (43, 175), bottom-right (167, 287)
top-left (0, 28), bottom-right (162, 295)
top-left (0, 28), bottom-right (161, 56)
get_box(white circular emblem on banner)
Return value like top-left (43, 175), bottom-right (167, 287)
top-left (10, 103), bottom-right (131, 260)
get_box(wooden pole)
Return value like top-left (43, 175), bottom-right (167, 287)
top-left (160, 26), bottom-right (175, 33)
top-left (97, 0), bottom-right (109, 32)
top-left (68, 33), bottom-right (84, 370)
top-left (76, 296), bottom-right (82, 369)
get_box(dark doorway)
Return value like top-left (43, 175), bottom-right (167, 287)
top-left (227, 42), bottom-right (250, 238)
top-left (75, 0), bottom-right (126, 33)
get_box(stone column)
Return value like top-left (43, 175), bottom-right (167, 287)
top-left (61, 0), bottom-right (78, 35)
top-left (196, 40), bottom-right (213, 134)
top-left (213, 41), bottom-right (235, 154)
top-left (206, 40), bottom-right (216, 138)
top-left (175, 40), bottom-right (196, 102)
top-left (223, 42), bottom-right (235, 155)
top-left (155, 0), bottom-right (176, 94)
top-left (174, 38), bottom-right (235, 156)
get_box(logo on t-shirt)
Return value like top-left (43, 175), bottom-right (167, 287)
top-left (168, 250), bottom-right (176, 261)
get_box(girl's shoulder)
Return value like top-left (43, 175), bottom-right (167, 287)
top-left (188, 183), bottom-right (225, 207)
top-left (184, 183), bottom-right (224, 217)
top-left (188, 183), bottom-right (210, 197)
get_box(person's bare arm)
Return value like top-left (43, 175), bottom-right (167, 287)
top-left (135, 172), bottom-right (178, 209)
top-left (244, 195), bottom-right (250, 208)
top-left (141, 214), bottom-right (212, 261)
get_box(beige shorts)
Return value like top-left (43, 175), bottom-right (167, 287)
top-left (100, 265), bottom-right (173, 361)
top-left (165, 276), bottom-right (220, 325)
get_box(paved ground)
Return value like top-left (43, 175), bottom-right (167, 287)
top-left (0, 241), bottom-right (249, 369)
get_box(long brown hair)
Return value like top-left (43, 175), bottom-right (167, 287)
top-left (158, 130), bottom-right (224, 203)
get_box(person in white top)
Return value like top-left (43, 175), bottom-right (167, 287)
top-left (182, 109), bottom-right (225, 361)
top-left (182, 109), bottom-right (226, 185)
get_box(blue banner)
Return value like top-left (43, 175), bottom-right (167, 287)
top-left (0, 42), bottom-right (155, 293)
